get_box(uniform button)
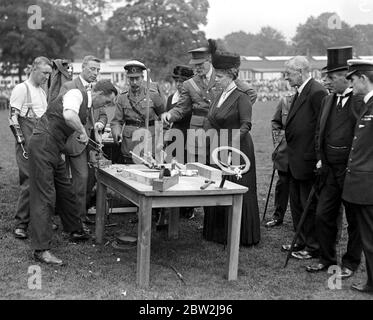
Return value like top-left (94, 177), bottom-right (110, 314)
top-left (350, 158), bottom-right (352, 162)
top-left (354, 136), bottom-right (357, 140)
top-left (351, 147), bottom-right (354, 151)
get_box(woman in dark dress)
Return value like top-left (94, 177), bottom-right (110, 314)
top-left (203, 50), bottom-right (260, 246)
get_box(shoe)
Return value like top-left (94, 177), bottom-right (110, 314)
top-left (34, 250), bottom-right (64, 266)
top-left (14, 228), bottom-right (27, 239)
top-left (82, 222), bottom-right (91, 234)
top-left (306, 263), bottom-right (330, 273)
top-left (70, 230), bottom-right (90, 242)
top-left (281, 243), bottom-right (304, 252)
top-left (291, 250), bottom-right (313, 260)
top-left (265, 219), bottom-right (283, 228)
top-left (351, 283), bottom-right (373, 294)
top-left (83, 216), bottom-right (95, 225)
top-left (340, 267), bottom-right (354, 279)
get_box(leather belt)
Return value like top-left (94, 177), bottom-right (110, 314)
top-left (126, 119), bottom-right (155, 127)
top-left (192, 108), bottom-right (208, 117)
top-left (327, 144), bottom-right (348, 150)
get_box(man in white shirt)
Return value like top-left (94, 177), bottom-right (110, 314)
top-left (342, 59), bottom-right (373, 294)
top-left (9, 56), bottom-right (52, 240)
top-left (28, 78), bottom-right (117, 265)
top-left (64, 56), bottom-right (108, 230)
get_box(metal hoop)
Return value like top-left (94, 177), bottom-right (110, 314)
top-left (211, 146), bottom-right (250, 176)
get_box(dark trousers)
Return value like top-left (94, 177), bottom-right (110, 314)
top-left (347, 203), bottom-right (373, 287)
top-left (67, 150), bottom-right (90, 219)
top-left (316, 164), bottom-right (362, 270)
top-left (289, 170), bottom-right (319, 252)
top-left (14, 117), bottom-right (38, 230)
top-left (272, 170), bottom-right (290, 222)
top-left (29, 131), bottom-right (82, 250)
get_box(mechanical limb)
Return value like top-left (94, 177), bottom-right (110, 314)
top-left (9, 107), bottom-right (28, 159)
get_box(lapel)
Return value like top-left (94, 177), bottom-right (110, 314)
top-left (207, 69), bottom-right (216, 91)
top-left (360, 96), bottom-right (373, 117)
top-left (211, 89), bottom-right (240, 120)
top-left (319, 94), bottom-right (334, 136)
top-left (286, 78), bottom-right (313, 126)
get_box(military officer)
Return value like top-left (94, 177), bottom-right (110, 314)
top-left (162, 40), bottom-right (257, 164)
top-left (111, 61), bottom-right (165, 163)
top-left (343, 59), bottom-right (373, 294)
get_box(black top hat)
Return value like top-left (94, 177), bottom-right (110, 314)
top-left (172, 65), bottom-right (194, 81)
top-left (212, 51), bottom-right (241, 70)
top-left (346, 59), bottom-right (373, 79)
top-left (124, 60), bottom-right (146, 77)
top-left (325, 46), bottom-right (353, 73)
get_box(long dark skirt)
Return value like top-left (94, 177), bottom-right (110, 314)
top-left (203, 134), bottom-right (260, 246)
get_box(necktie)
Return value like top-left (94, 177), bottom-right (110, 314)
top-left (336, 92), bottom-right (352, 111)
top-left (86, 83), bottom-right (92, 109)
top-left (201, 75), bottom-right (208, 87)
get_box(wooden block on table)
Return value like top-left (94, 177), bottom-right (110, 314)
top-left (152, 174), bottom-right (179, 191)
top-left (121, 169), bottom-right (154, 186)
top-left (186, 163), bottom-right (222, 181)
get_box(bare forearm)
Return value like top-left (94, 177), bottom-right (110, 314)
top-left (63, 110), bottom-right (85, 134)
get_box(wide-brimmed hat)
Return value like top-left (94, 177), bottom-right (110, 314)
top-left (325, 46), bottom-right (353, 73)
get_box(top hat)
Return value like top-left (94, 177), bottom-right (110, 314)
top-left (325, 46), bottom-right (353, 73)
top-left (124, 60), bottom-right (146, 77)
top-left (188, 47), bottom-right (210, 65)
top-left (346, 59), bottom-right (373, 79)
top-left (212, 51), bottom-right (241, 70)
top-left (172, 65), bottom-right (194, 81)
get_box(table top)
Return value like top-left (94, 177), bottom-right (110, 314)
top-left (98, 164), bottom-right (248, 197)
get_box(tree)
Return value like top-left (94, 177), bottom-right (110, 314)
top-left (0, 0), bottom-right (79, 81)
top-left (352, 25), bottom-right (373, 56)
top-left (106, 0), bottom-right (209, 80)
top-left (293, 12), bottom-right (355, 55)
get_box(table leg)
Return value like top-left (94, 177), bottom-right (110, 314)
top-left (137, 196), bottom-right (152, 288)
top-left (95, 179), bottom-right (107, 244)
top-left (168, 208), bottom-right (180, 240)
top-left (227, 194), bottom-right (243, 280)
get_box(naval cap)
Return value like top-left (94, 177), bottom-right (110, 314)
top-left (346, 59), bottom-right (373, 79)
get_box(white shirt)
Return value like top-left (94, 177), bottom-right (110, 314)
top-left (297, 76), bottom-right (312, 95)
top-left (171, 90), bottom-right (180, 105)
top-left (63, 76), bottom-right (92, 114)
top-left (216, 81), bottom-right (237, 108)
top-left (336, 87), bottom-right (353, 108)
top-left (364, 89), bottom-right (373, 104)
top-left (10, 79), bottom-right (47, 118)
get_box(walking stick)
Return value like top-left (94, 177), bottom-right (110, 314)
top-left (283, 183), bottom-right (317, 268)
top-left (262, 136), bottom-right (283, 221)
top-left (262, 167), bottom-right (276, 222)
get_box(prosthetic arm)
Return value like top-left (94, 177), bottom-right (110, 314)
top-left (9, 107), bottom-right (28, 159)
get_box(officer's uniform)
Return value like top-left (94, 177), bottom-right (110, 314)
top-left (343, 60), bottom-right (373, 291)
top-left (111, 61), bottom-right (165, 163)
top-left (168, 47), bottom-right (257, 163)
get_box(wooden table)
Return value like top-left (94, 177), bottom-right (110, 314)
top-left (95, 165), bottom-right (248, 288)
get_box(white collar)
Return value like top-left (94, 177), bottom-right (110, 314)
top-left (223, 81), bottom-right (237, 95)
top-left (364, 89), bottom-right (373, 104)
top-left (297, 76), bottom-right (312, 94)
top-left (337, 87), bottom-right (353, 97)
top-left (79, 75), bottom-right (89, 88)
top-left (205, 65), bottom-right (213, 82)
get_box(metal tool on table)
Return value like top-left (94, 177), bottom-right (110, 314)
top-left (200, 179), bottom-right (216, 190)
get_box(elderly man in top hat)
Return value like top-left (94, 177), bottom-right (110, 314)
top-left (342, 59), bottom-right (373, 294)
top-left (161, 41), bottom-right (257, 164)
top-left (110, 60), bottom-right (165, 163)
top-left (305, 47), bottom-right (363, 277)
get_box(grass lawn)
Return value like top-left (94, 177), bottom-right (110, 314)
top-left (0, 102), bottom-right (370, 300)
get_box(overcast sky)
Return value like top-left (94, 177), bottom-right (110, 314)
top-left (202, 0), bottom-right (373, 40)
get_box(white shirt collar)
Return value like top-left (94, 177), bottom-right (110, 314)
top-left (79, 75), bottom-right (89, 88)
top-left (337, 87), bottom-right (353, 97)
top-left (364, 89), bottom-right (373, 104)
top-left (297, 76), bottom-right (312, 95)
top-left (223, 81), bottom-right (237, 95)
top-left (205, 65), bottom-right (213, 82)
